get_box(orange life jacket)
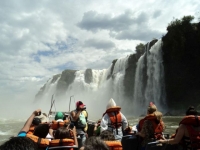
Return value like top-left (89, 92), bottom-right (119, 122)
top-left (103, 107), bottom-right (122, 136)
top-left (138, 114), bottom-right (164, 140)
top-left (179, 115), bottom-right (200, 126)
top-left (51, 120), bottom-right (70, 130)
top-left (179, 115), bottom-right (200, 148)
top-left (27, 125), bottom-right (35, 134)
top-left (26, 134), bottom-right (50, 148)
top-left (49, 138), bottom-right (75, 150)
top-left (104, 141), bottom-right (123, 150)
top-left (103, 107), bottom-right (122, 129)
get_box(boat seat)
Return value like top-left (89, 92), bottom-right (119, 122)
top-left (121, 135), bottom-right (139, 150)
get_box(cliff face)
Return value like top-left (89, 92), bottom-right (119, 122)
top-left (35, 16), bottom-right (200, 115)
top-left (162, 16), bottom-right (200, 111)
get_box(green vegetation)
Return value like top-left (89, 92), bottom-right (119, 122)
top-left (162, 15), bottom-right (200, 110)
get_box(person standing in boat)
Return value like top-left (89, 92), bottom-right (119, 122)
top-left (100, 98), bottom-right (128, 141)
top-left (70, 101), bottom-right (88, 148)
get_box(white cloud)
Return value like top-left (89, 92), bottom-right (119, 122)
top-left (0, 0), bottom-right (200, 118)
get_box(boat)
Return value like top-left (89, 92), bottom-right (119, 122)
top-left (39, 96), bottom-right (186, 150)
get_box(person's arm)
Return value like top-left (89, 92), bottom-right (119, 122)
top-left (121, 112), bottom-right (128, 130)
top-left (158, 124), bottom-right (185, 144)
top-left (100, 114), bottom-right (108, 132)
top-left (71, 109), bottom-right (82, 121)
top-left (19, 109), bottom-right (41, 133)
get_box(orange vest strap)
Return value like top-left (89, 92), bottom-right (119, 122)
top-left (51, 120), bottom-right (70, 130)
top-left (107, 111), bottom-right (122, 128)
top-left (26, 134), bottom-right (49, 147)
top-left (50, 138), bottom-right (74, 147)
top-left (104, 141), bottom-right (122, 150)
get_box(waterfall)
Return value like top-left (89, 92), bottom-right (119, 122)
top-left (36, 39), bottom-right (167, 118)
top-left (133, 39), bottom-right (166, 115)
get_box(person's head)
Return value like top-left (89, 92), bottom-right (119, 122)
top-left (55, 112), bottom-right (64, 120)
top-left (76, 101), bottom-right (86, 110)
top-left (154, 111), bottom-right (163, 121)
top-left (147, 102), bottom-right (157, 114)
top-left (186, 106), bottom-right (198, 116)
top-left (54, 126), bottom-right (72, 139)
top-left (82, 136), bottom-right (109, 150)
top-left (100, 130), bottom-right (115, 141)
top-left (33, 123), bottom-right (50, 138)
top-left (0, 136), bottom-right (39, 150)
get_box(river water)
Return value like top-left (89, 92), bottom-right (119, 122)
top-left (0, 116), bottom-right (182, 145)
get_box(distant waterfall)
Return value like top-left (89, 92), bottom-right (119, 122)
top-left (133, 40), bottom-right (166, 115)
top-left (36, 39), bottom-right (167, 117)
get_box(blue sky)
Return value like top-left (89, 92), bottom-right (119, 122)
top-left (0, 0), bottom-right (200, 118)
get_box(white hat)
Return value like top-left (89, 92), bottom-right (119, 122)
top-left (106, 98), bottom-right (116, 110)
top-left (35, 113), bottom-right (49, 123)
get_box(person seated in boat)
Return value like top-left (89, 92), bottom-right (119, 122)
top-left (0, 109), bottom-right (50, 149)
top-left (137, 102), bottom-right (165, 140)
top-left (18, 109), bottom-right (50, 138)
top-left (55, 111), bottom-right (64, 122)
top-left (48, 124), bottom-right (78, 150)
top-left (100, 98), bottom-right (128, 141)
top-left (136, 120), bottom-right (155, 150)
top-left (100, 130), bottom-right (115, 141)
top-left (93, 119), bottom-right (101, 136)
top-left (70, 101), bottom-right (88, 147)
top-left (80, 136), bottom-right (109, 150)
top-left (34, 112), bottom-right (49, 123)
top-left (100, 129), bottom-right (123, 149)
top-left (158, 106), bottom-right (200, 149)
top-left (0, 136), bottom-right (40, 150)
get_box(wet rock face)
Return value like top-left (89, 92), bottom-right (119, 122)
top-left (56, 70), bottom-right (77, 95)
top-left (85, 69), bottom-right (93, 84)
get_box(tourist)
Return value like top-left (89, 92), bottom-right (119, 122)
top-left (158, 106), bottom-right (200, 149)
top-left (80, 136), bottom-right (109, 150)
top-left (70, 101), bottom-right (88, 147)
top-left (136, 120), bottom-right (155, 150)
top-left (0, 136), bottom-right (39, 150)
top-left (100, 98), bottom-right (128, 141)
top-left (137, 102), bottom-right (165, 140)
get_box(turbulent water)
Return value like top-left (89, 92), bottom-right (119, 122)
top-left (0, 116), bottom-right (182, 145)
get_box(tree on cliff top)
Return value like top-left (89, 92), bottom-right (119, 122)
top-left (136, 43), bottom-right (145, 55)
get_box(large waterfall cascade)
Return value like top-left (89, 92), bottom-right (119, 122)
top-left (36, 39), bottom-right (167, 117)
top-left (133, 39), bottom-right (166, 115)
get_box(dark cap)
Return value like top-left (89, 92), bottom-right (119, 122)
top-left (32, 118), bottom-right (41, 125)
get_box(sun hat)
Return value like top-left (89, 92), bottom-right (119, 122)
top-left (147, 102), bottom-right (157, 114)
top-left (55, 112), bottom-right (64, 120)
top-left (106, 98), bottom-right (116, 110)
